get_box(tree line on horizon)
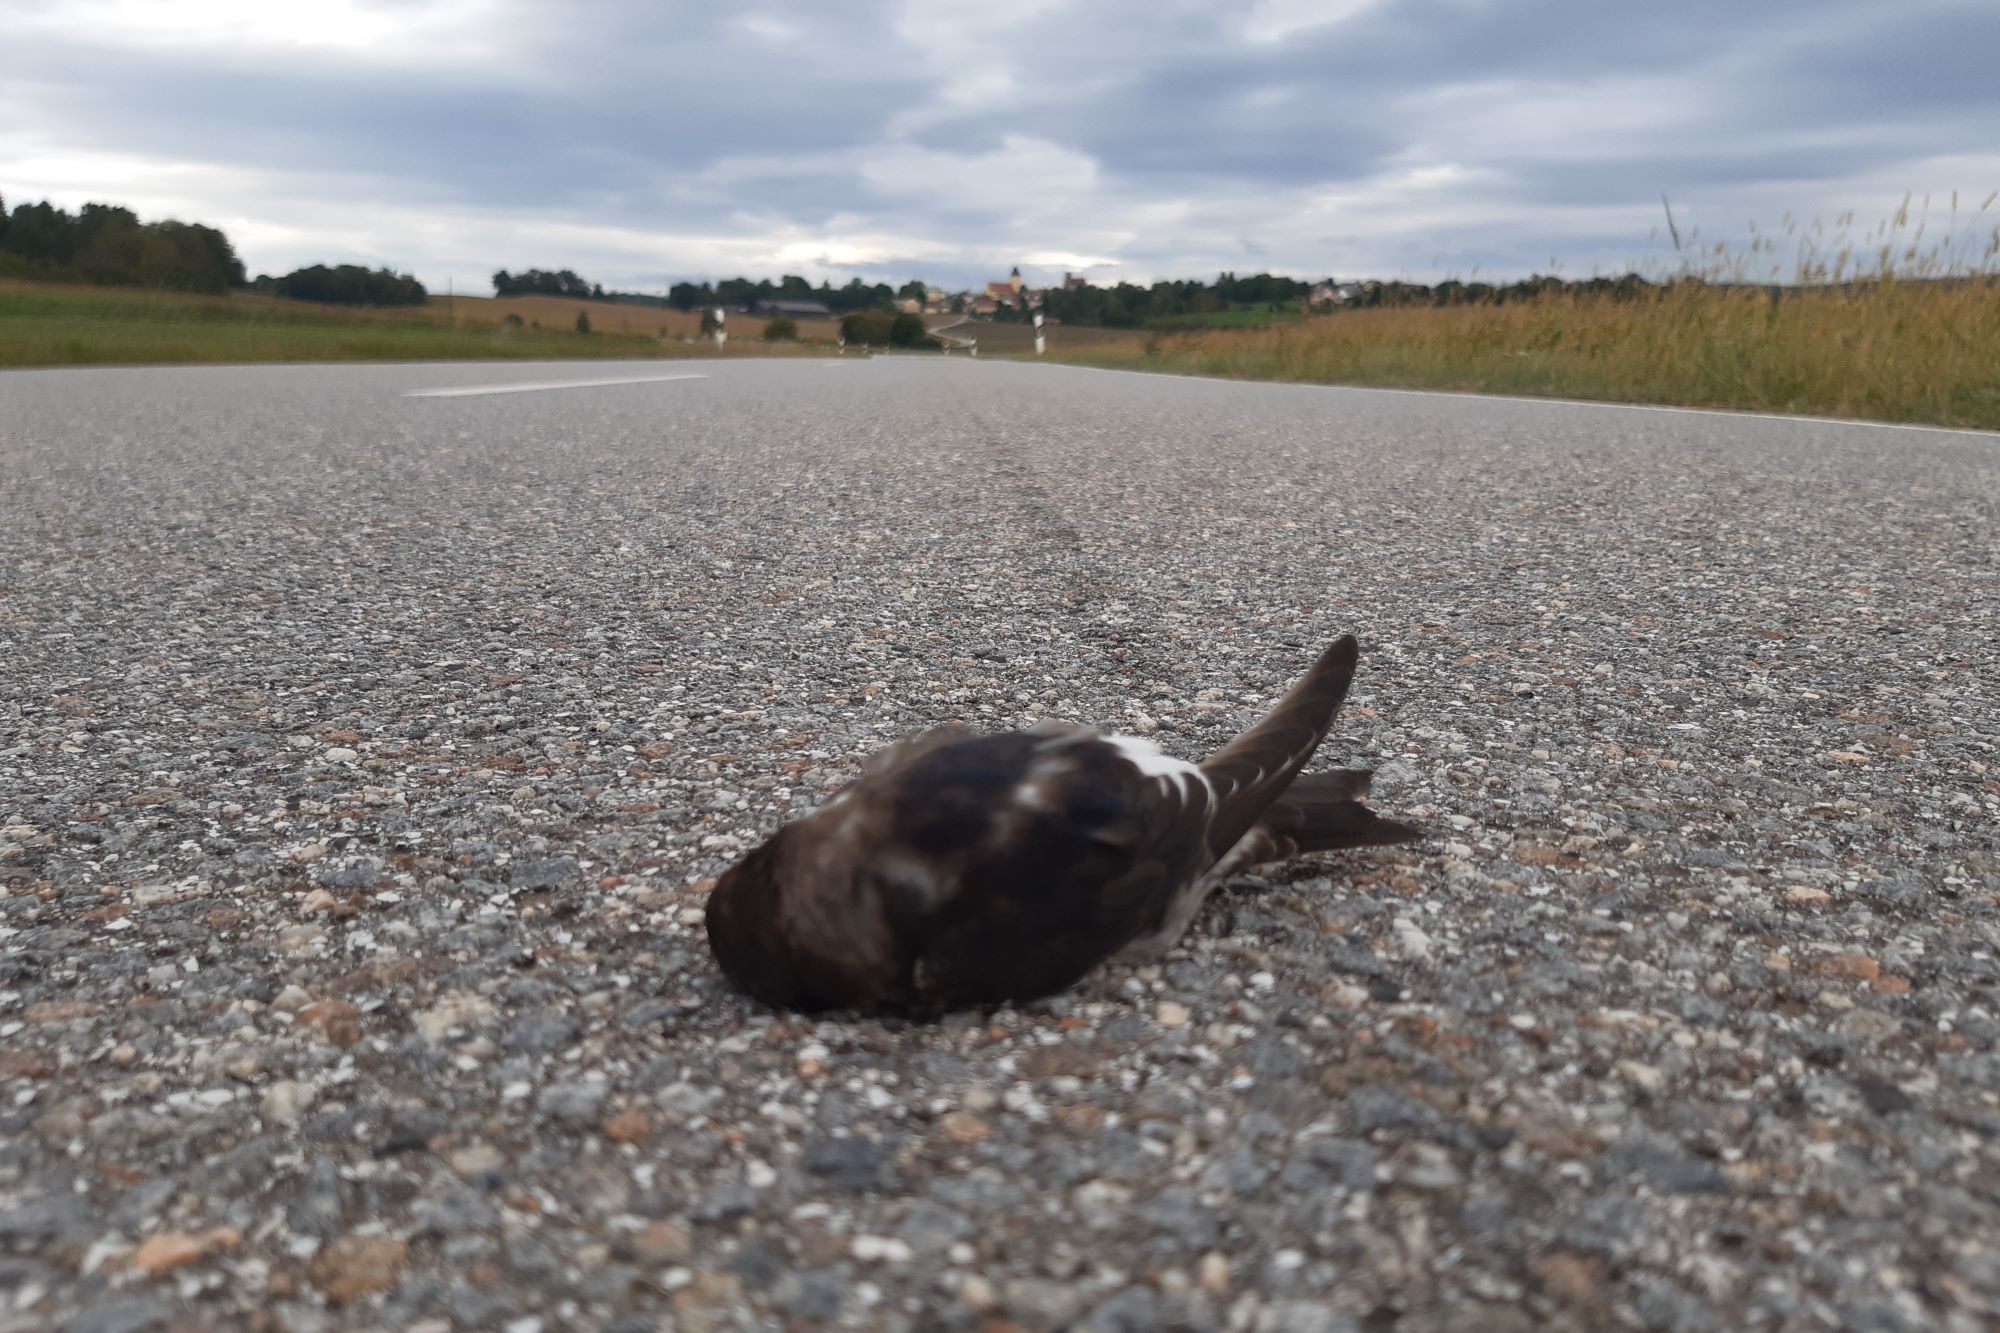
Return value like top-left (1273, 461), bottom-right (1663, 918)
top-left (635, 268), bottom-right (1667, 329)
top-left (1031, 270), bottom-right (1661, 328)
top-left (7, 189), bottom-right (1683, 325)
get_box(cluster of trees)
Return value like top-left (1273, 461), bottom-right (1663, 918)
top-left (839, 309), bottom-right (932, 347)
top-left (497, 267), bottom-right (916, 314)
top-left (0, 195), bottom-right (245, 293)
top-left (1035, 272), bottom-right (1313, 327)
top-left (492, 268), bottom-right (605, 299)
top-left (250, 263), bottom-right (427, 306)
top-left (0, 192), bottom-right (431, 307)
top-left (667, 275), bottom-right (917, 314)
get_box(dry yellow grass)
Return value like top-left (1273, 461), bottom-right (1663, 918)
top-left (1061, 278), bottom-right (2000, 429)
top-left (1058, 197), bottom-right (2000, 431)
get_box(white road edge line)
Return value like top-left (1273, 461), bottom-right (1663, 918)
top-left (405, 372), bottom-right (709, 398)
top-left (1022, 361), bottom-right (2000, 440)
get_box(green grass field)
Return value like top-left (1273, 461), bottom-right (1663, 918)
top-left (1143, 304), bottom-right (1304, 331)
top-left (0, 282), bottom-right (791, 367)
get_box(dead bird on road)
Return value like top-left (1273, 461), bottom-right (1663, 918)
top-left (706, 635), bottom-right (1418, 1013)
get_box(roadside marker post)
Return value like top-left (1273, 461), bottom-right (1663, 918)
top-left (713, 307), bottom-right (726, 350)
top-left (1033, 312), bottom-right (1045, 356)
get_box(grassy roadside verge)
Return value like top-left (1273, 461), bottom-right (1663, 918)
top-left (0, 282), bottom-right (819, 368)
top-left (1047, 279), bottom-right (2000, 431)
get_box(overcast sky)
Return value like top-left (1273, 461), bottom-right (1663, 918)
top-left (4, 0), bottom-right (1997, 294)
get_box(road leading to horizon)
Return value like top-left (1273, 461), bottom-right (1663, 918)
top-left (4, 357), bottom-right (1997, 1330)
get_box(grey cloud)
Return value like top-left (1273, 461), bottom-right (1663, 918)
top-left (1743, 7), bottom-right (2000, 127)
top-left (10, 36), bottom-right (925, 209)
top-left (1, 0), bottom-right (1991, 286)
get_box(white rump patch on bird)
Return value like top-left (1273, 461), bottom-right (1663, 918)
top-left (1013, 780), bottom-right (1053, 813)
top-left (1106, 735), bottom-right (1213, 800)
top-left (873, 848), bottom-right (946, 908)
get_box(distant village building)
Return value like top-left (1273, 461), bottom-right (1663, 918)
top-left (1309, 282), bottom-right (1365, 305)
top-left (967, 265), bottom-right (1053, 312)
top-left (936, 266), bottom-right (1062, 317)
top-left (984, 265), bottom-right (1025, 305)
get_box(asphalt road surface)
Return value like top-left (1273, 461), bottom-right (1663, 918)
top-left (2, 358), bottom-right (1996, 1332)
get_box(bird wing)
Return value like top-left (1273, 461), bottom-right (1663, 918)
top-left (1197, 636), bottom-right (1361, 860)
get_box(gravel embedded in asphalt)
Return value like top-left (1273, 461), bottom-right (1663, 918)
top-left (1, 357), bottom-right (1997, 1331)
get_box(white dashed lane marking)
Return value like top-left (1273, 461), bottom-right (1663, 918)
top-left (404, 372), bottom-right (709, 398)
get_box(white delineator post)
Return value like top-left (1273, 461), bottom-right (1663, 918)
top-left (1033, 311), bottom-right (1045, 356)
top-left (713, 307), bottom-right (726, 350)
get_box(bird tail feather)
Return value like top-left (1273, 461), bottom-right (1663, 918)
top-left (1252, 769), bottom-right (1421, 859)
